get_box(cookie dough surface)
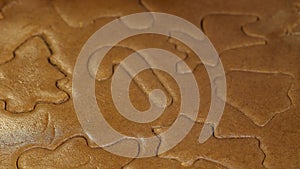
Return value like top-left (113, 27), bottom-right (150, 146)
top-left (0, 0), bottom-right (299, 168)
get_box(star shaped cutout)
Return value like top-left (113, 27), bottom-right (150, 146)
top-left (0, 36), bottom-right (68, 113)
